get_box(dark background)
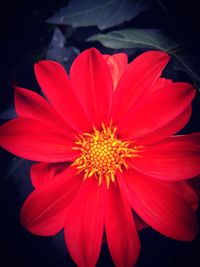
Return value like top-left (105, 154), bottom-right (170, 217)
top-left (0, 0), bottom-right (200, 266)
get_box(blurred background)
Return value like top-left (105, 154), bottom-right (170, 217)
top-left (0, 0), bottom-right (200, 266)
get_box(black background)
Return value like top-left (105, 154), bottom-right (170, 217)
top-left (0, 1), bottom-right (200, 266)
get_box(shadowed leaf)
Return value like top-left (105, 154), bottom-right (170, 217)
top-left (0, 157), bottom-right (32, 191)
top-left (0, 104), bottom-right (16, 120)
top-left (172, 47), bottom-right (200, 91)
top-left (47, 0), bottom-right (149, 30)
top-left (46, 27), bottom-right (80, 72)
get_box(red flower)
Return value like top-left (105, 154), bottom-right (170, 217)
top-left (0, 48), bottom-right (200, 267)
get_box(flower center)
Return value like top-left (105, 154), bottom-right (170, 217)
top-left (73, 124), bottom-right (141, 188)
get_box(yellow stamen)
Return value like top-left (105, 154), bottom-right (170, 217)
top-left (72, 123), bottom-right (142, 188)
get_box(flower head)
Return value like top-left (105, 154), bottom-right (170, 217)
top-left (1, 48), bottom-right (200, 267)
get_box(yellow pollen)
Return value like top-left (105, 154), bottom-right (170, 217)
top-left (72, 123), bottom-right (142, 188)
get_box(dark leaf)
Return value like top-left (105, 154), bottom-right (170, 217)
top-left (46, 28), bottom-right (80, 71)
top-left (171, 47), bottom-right (200, 91)
top-left (0, 157), bottom-right (33, 195)
top-left (47, 0), bottom-right (149, 30)
top-left (0, 104), bottom-right (16, 120)
top-left (156, 0), bottom-right (170, 17)
top-left (46, 27), bottom-right (79, 72)
top-left (87, 29), bottom-right (179, 51)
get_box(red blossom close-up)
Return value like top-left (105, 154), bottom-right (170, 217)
top-left (0, 48), bottom-right (200, 267)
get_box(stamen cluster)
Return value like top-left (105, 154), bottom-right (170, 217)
top-left (73, 124), bottom-right (139, 188)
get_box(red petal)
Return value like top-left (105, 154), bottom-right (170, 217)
top-left (119, 170), bottom-right (198, 241)
top-left (34, 60), bottom-right (91, 132)
top-left (0, 118), bottom-right (79, 162)
top-left (70, 48), bottom-right (113, 128)
top-left (130, 133), bottom-right (200, 180)
top-left (31, 162), bottom-right (68, 188)
top-left (105, 182), bottom-right (140, 267)
top-left (15, 87), bottom-right (76, 138)
top-left (64, 178), bottom-right (104, 267)
top-left (118, 82), bottom-right (195, 140)
top-left (149, 77), bottom-right (172, 93)
top-left (20, 166), bottom-right (82, 236)
top-left (135, 106), bottom-right (192, 145)
top-left (111, 51), bottom-right (170, 123)
top-left (103, 53), bottom-right (128, 90)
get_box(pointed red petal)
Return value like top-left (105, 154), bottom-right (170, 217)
top-left (105, 182), bottom-right (140, 267)
top-left (130, 133), bottom-right (200, 180)
top-left (20, 166), bottom-right (82, 236)
top-left (70, 48), bottom-right (113, 128)
top-left (119, 170), bottom-right (198, 241)
top-left (31, 162), bottom-right (68, 188)
top-left (149, 77), bottom-right (172, 93)
top-left (118, 82), bottom-right (195, 139)
top-left (0, 118), bottom-right (79, 162)
top-left (34, 60), bottom-right (91, 132)
top-left (111, 51), bottom-right (170, 123)
top-left (15, 87), bottom-right (76, 138)
top-left (64, 178), bottom-right (104, 267)
top-left (103, 53), bottom-right (128, 90)
top-left (135, 106), bottom-right (192, 145)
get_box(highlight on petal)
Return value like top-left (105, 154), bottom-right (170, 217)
top-left (118, 82), bottom-right (195, 140)
top-left (15, 87), bottom-right (76, 138)
top-left (130, 133), bottom-right (200, 180)
top-left (105, 181), bottom-right (140, 267)
top-left (20, 166), bottom-right (82, 236)
top-left (119, 170), bottom-right (198, 241)
top-left (64, 178), bottom-right (105, 267)
top-left (70, 48), bottom-right (113, 128)
top-left (0, 118), bottom-right (79, 162)
top-left (31, 162), bottom-right (68, 188)
top-left (103, 53), bottom-right (128, 90)
top-left (34, 60), bottom-right (91, 132)
top-left (111, 50), bottom-right (170, 123)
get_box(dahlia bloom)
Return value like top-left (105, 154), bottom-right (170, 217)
top-left (1, 48), bottom-right (200, 267)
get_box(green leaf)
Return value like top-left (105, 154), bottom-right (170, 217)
top-left (87, 29), bottom-right (179, 51)
top-left (47, 0), bottom-right (149, 30)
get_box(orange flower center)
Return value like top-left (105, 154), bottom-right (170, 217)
top-left (73, 124), bottom-right (141, 188)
